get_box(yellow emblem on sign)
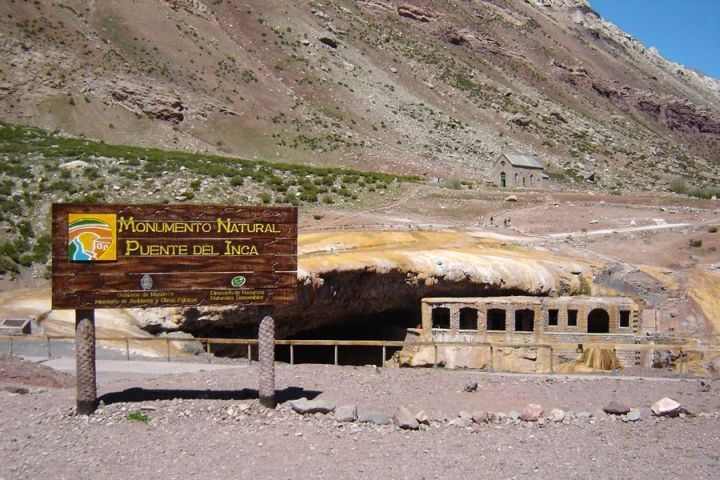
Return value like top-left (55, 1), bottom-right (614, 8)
top-left (68, 213), bottom-right (117, 261)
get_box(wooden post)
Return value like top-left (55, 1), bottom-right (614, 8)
top-left (75, 309), bottom-right (97, 415)
top-left (334, 344), bottom-right (339, 366)
top-left (258, 316), bottom-right (276, 408)
top-left (382, 345), bottom-right (386, 368)
top-left (290, 343), bottom-right (294, 365)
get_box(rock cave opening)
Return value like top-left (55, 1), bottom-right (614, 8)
top-left (276, 309), bottom-right (421, 366)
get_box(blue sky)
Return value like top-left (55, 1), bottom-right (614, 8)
top-left (590, 0), bottom-right (720, 80)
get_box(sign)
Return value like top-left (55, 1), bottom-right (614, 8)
top-left (52, 204), bottom-right (297, 309)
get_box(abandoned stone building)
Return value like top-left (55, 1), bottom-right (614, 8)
top-left (399, 296), bottom-right (641, 372)
top-left (490, 153), bottom-right (548, 188)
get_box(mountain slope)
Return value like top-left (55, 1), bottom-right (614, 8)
top-left (1, 0), bottom-right (718, 189)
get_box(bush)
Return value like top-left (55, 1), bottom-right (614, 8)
top-left (258, 192), bottom-right (272, 204)
top-left (230, 175), bottom-right (244, 186)
top-left (709, 226), bottom-right (718, 233)
top-left (442, 178), bottom-right (463, 190)
top-left (689, 239), bottom-right (702, 248)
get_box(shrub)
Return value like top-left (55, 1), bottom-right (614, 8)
top-left (709, 226), bottom-right (718, 233)
top-left (230, 175), bottom-right (244, 186)
top-left (125, 411), bottom-right (149, 423)
top-left (442, 178), bottom-right (463, 190)
top-left (689, 239), bottom-right (702, 248)
top-left (258, 192), bottom-right (272, 204)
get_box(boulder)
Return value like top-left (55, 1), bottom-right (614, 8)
top-left (358, 411), bottom-right (391, 425)
top-left (59, 160), bottom-right (88, 170)
top-left (464, 382), bottom-right (478, 392)
top-left (334, 404), bottom-right (358, 423)
top-left (449, 417), bottom-right (473, 428)
top-left (458, 411), bottom-right (472, 421)
top-left (397, 4), bottom-right (433, 22)
top-left (487, 411), bottom-right (507, 423)
top-left (520, 404), bottom-right (543, 422)
top-left (576, 411), bottom-right (593, 421)
top-left (290, 398), bottom-right (335, 415)
top-left (504, 195), bottom-right (518, 202)
top-left (549, 408), bottom-right (565, 423)
top-left (471, 410), bottom-right (488, 424)
top-left (415, 410), bottom-right (431, 425)
top-left (393, 406), bottom-right (419, 430)
top-left (627, 409), bottom-right (642, 422)
top-left (651, 397), bottom-right (681, 417)
top-left (508, 411), bottom-right (521, 422)
top-left (603, 401), bottom-right (631, 415)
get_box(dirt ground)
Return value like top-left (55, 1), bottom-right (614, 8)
top-left (1, 358), bottom-right (719, 480)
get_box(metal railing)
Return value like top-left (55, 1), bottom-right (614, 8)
top-left (2, 334), bottom-right (718, 376)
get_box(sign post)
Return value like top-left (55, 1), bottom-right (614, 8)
top-left (52, 204), bottom-right (297, 413)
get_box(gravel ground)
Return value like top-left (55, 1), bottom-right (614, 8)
top-left (1, 360), bottom-right (719, 480)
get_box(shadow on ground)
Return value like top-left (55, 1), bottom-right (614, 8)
top-left (98, 386), bottom-right (320, 405)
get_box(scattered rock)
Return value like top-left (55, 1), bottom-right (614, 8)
top-left (397, 4), bottom-right (433, 22)
top-left (603, 401), bottom-right (630, 415)
top-left (290, 398), bottom-right (335, 415)
top-left (549, 408), bottom-right (565, 423)
top-left (699, 380), bottom-right (711, 392)
top-left (520, 404), bottom-right (543, 422)
top-left (393, 406), bottom-right (419, 430)
top-left (357, 411), bottom-right (391, 425)
top-left (487, 411), bottom-right (507, 423)
top-left (504, 195), bottom-right (518, 202)
top-left (448, 417), bottom-right (473, 428)
top-left (508, 410), bottom-right (521, 422)
top-left (576, 411), bottom-right (593, 421)
top-left (318, 36), bottom-right (338, 49)
top-left (651, 397), bottom-right (681, 417)
top-left (334, 404), bottom-right (358, 423)
top-left (458, 411), bottom-right (472, 421)
top-left (626, 409), bottom-right (642, 422)
top-left (464, 382), bottom-right (478, 392)
top-left (2, 385), bottom-right (29, 395)
top-left (415, 410), bottom-right (431, 425)
top-left (59, 160), bottom-right (89, 170)
top-left (471, 410), bottom-right (488, 424)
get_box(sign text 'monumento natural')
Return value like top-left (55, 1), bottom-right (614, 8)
top-left (52, 204), bottom-right (297, 309)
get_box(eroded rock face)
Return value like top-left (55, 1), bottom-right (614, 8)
top-left (175, 231), bottom-right (594, 339)
top-left (110, 81), bottom-right (185, 124)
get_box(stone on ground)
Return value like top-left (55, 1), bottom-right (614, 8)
top-left (508, 410), bottom-right (521, 422)
top-left (471, 410), bottom-right (488, 424)
top-left (627, 409), bottom-right (642, 422)
top-left (290, 398), bottom-right (335, 415)
top-left (449, 417), bottom-right (473, 428)
top-left (357, 411), bottom-right (391, 425)
top-left (334, 404), bottom-right (358, 423)
top-left (651, 397), bottom-right (681, 417)
top-left (520, 404), bottom-right (543, 422)
top-left (505, 195), bottom-right (518, 202)
top-left (393, 406), bottom-right (419, 430)
top-left (549, 408), bottom-right (565, 423)
top-left (415, 410), bottom-right (431, 425)
top-left (603, 401), bottom-right (631, 415)
top-left (487, 411), bottom-right (507, 423)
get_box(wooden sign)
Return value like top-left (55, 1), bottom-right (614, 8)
top-left (52, 204), bottom-right (297, 309)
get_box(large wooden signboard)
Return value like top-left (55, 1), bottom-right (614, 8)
top-left (52, 204), bottom-right (297, 309)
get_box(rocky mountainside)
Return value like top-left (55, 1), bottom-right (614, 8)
top-left (1, 0), bottom-right (719, 190)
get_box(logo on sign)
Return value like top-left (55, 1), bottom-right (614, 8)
top-left (68, 214), bottom-right (117, 261)
top-left (231, 275), bottom-right (246, 288)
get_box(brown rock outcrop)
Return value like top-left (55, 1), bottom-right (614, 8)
top-left (397, 4), bottom-right (434, 22)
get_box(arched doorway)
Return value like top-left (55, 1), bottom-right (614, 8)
top-left (587, 308), bottom-right (610, 333)
top-left (500, 172), bottom-right (506, 187)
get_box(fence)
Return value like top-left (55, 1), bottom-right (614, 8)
top-left (2, 334), bottom-right (719, 377)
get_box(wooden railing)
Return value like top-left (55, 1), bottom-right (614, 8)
top-left (2, 334), bottom-right (718, 377)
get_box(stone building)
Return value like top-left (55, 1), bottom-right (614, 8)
top-left (490, 153), bottom-right (548, 188)
top-left (398, 296), bottom-right (642, 372)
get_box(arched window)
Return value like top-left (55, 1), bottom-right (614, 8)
top-left (514, 172), bottom-right (518, 183)
top-left (522, 177), bottom-right (526, 187)
top-left (530, 174), bottom-right (534, 184)
top-left (500, 172), bottom-right (506, 188)
top-left (587, 308), bottom-right (610, 333)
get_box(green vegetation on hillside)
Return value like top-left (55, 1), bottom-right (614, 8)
top-left (0, 121), bottom-right (418, 277)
